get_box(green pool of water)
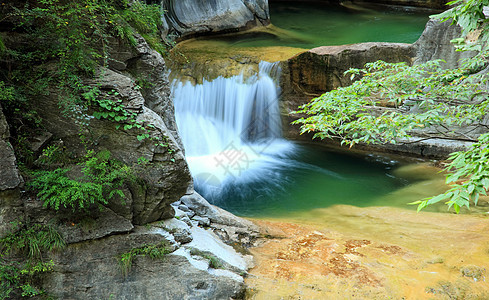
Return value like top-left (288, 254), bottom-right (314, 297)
top-left (197, 143), bottom-right (446, 218)
top-left (213, 2), bottom-right (436, 48)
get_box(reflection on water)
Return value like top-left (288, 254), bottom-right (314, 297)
top-left (210, 2), bottom-right (435, 49)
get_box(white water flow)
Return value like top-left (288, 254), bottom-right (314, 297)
top-left (172, 62), bottom-right (410, 216)
top-left (172, 62), bottom-right (309, 199)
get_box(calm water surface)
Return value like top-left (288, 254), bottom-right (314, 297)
top-left (212, 2), bottom-right (436, 48)
top-left (197, 143), bottom-right (445, 218)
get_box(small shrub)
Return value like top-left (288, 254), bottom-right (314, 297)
top-left (119, 242), bottom-right (171, 277)
top-left (28, 150), bottom-right (133, 211)
top-left (189, 249), bottom-right (223, 269)
top-left (0, 222), bottom-right (65, 299)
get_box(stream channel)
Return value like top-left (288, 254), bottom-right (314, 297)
top-left (170, 2), bottom-right (489, 298)
top-left (170, 2), bottom-right (450, 218)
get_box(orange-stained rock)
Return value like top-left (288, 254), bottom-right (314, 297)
top-left (246, 206), bottom-right (489, 299)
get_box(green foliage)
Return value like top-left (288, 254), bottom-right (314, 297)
top-left (83, 86), bottom-right (174, 150)
top-left (119, 242), bottom-right (171, 277)
top-left (28, 150), bottom-right (133, 211)
top-left (114, 1), bottom-right (166, 53)
top-left (0, 80), bottom-right (42, 164)
top-left (293, 55), bottom-right (489, 147)
top-left (293, 0), bottom-right (489, 213)
top-left (0, 222), bottom-right (65, 299)
top-left (411, 132), bottom-right (489, 213)
top-left (0, 0), bottom-right (172, 163)
top-left (0, 81), bottom-right (14, 103)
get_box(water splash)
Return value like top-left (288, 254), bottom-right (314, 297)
top-left (172, 61), bottom-right (410, 216)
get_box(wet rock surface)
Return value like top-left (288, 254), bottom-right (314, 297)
top-left (246, 206), bottom-right (489, 299)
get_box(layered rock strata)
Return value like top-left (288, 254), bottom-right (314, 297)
top-left (161, 0), bottom-right (270, 39)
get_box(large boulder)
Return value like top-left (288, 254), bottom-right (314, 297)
top-left (281, 42), bottom-right (415, 118)
top-left (161, 0), bottom-right (270, 38)
top-left (42, 227), bottom-right (246, 299)
top-left (414, 19), bottom-right (478, 69)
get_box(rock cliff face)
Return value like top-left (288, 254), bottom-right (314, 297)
top-left (161, 0), bottom-right (270, 38)
top-left (0, 31), bottom-right (258, 298)
top-left (0, 104), bottom-right (23, 237)
top-left (414, 19), bottom-right (477, 69)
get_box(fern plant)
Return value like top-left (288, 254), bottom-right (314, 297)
top-left (28, 150), bottom-right (132, 211)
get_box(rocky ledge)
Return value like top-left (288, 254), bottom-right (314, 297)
top-left (41, 191), bottom-right (260, 299)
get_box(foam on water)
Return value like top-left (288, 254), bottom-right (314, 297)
top-left (173, 62), bottom-right (304, 200)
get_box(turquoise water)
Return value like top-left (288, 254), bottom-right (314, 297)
top-left (215, 2), bottom-right (435, 48)
top-left (197, 143), bottom-right (420, 218)
top-left (176, 4), bottom-right (443, 218)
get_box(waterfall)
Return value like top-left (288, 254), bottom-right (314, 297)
top-left (172, 61), bottom-right (295, 197)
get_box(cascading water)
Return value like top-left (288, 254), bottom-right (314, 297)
top-left (172, 61), bottom-right (409, 217)
top-left (173, 62), bottom-right (299, 204)
top-left (174, 61), bottom-right (283, 157)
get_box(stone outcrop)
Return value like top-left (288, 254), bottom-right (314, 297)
top-left (41, 191), bottom-right (259, 299)
top-left (280, 42), bottom-right (415, 130)
top-left (414, 19), bottom-right (478, 69)
top-left (0, 104), bottom-right (23, 237)
top-left (161, 0), bottom-right (270, 39)
top-left (283, 42), bottom-right (415, 98)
